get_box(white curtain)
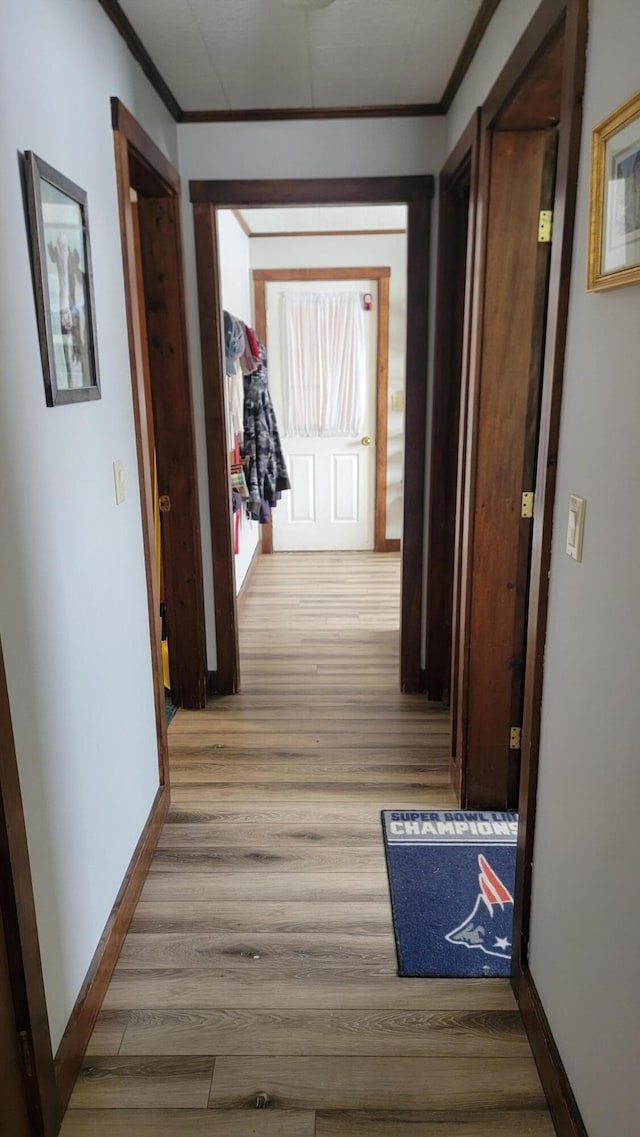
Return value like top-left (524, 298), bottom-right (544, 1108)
top-left (281, 291), bottom-right (366, 437)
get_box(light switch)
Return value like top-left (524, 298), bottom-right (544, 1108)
top-left (391, 390), bottom-right (405, 412)
top-left (113, 460), bottom-right (126, 505)
top-left (566, 494), bottom-right (586, 561)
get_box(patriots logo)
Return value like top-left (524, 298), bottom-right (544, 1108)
top-left (445, 854), bottom-right (514, 960)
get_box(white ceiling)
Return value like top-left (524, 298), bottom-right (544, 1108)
top-left (237, 205), bottom-right (408, 233)
top-left (118, 0), bottom-right (484, 112)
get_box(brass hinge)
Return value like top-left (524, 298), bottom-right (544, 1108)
top-left (18, 1031), bottom-right (33, 1079)
top-left (521, 492), bottom-right (535, 518)
top-left (158, 494), bottom-right (171, 512)
top-left (510, 726), bottom-right (522, 750)
top-left (538, 210), bottom-right (553, 242)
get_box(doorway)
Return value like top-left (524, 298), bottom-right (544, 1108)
top-left (191, 177), bottom-right (433, 695)
top-left (254, 264), bottom-right (395, 554)
top-left (112, 99), bottom-right (208, 747)
top-left (427, 0), bottom-right (587, 997)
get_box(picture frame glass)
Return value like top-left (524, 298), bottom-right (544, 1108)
top-left (40, 177), bottom-right (94, 391)
top-left (603, 117), bottom-right (640, 276)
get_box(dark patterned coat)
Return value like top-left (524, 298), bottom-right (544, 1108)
top-left (242, 343), bottom-right (290, 509)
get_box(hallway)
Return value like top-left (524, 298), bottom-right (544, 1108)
top-left (61, 552), bottom-right (554, 1135)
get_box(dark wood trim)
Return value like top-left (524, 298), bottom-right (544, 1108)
top-left (181, 104), bottom-right (442, 124)
top-left (425, 112), bottom-right (480, 705)
top-left (190, 177), bottom-right (434, 207)
top-left (253, 267), bottom-right (392, 282)
top-left (0, 642), bottom-right (58, 1137)
top-left (114, 102), bottom-right (207, 713)
top-left (193, 203), bottom-right (240, 695)
top-left (518, 967), bottom-right (588, 1136)
top-left (236, 539), bottom-right (262, 614)
top-left (481, 0), bottom-right (567, 130)
top-left (231, 208), bottom-right (251, 237)
top-left (194, 177), bottom-right (431, 693)
top-left (136, 197), bottom-right (208, 710)
top-left (252, 267), bottom-right (392, 553)
top-left (384, 539), bottom-right (401, 553)
top-left (55, 785), bottom-right (169, 1113)
top-left (513, 0), bottom-right (588, 986)
top-left (113, 129), bottom-right (170, 784)
top-left (250, 229), bottom-right (407, 239)
top-left (111, 98), bottom-right (180, 195)
top-left (441, 0), bottom-right (504, 112)
top-left (401, 197), bottom-right (431, 692)
top-left (449, 115), bottom-right (482, 793)
top-left (98, 2), bottom-right (182, 122)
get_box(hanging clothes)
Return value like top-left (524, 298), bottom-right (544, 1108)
top-left (243, 339), bottom-right (290, 517)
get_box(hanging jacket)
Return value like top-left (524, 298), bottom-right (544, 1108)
top-left (242, 341), bottom-right (290, 510)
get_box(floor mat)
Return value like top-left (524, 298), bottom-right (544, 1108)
top-left (381, 809), bottom-right (518, 977)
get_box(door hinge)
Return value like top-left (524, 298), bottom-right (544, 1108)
top-left (510, 726), bottom-right (522, 750)
top-left (538, 210), bottom-right (553, 243)
top-left (158, 494), bottom-right (171, 512)
top-left (521, 492), bottom-right (535, 518)
top-left (18, 1031), bottom-right (34, 1079)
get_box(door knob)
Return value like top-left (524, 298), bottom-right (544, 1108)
top-left (361, 436), bottom-right (372, 446)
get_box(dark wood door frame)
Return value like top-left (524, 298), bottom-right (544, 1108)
top-left (426, 111), bottom-right (481, 711)
top-left (112, 99), bottom-right (207, 731)
top-left (253, 266), bottom-right (393, 554)
top-left (190, 177), bottom-right (433, 695)
top-left (0, 639), bottom-right (59, 1137)
top-left (432, 2), bottom-right (588, 1133)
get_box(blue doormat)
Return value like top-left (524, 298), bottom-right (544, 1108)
top-left (381, 810), bottom-right (518, 978)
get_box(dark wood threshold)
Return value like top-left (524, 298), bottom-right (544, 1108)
top-left (236, 537), bottom-right (262, 615)
top-left (54, 784), bottom-right (169, 1113)
top-left (517, 966), bottom-right (588, 1137)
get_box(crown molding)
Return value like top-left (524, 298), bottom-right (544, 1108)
top-left (181, 103), bottom-right (443, 123)
top-left (97, 0), bottom-right (503, 125)
top-left (96, 0), bottom-right (181, 121)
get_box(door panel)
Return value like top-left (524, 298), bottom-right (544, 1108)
top-left (287, 454), bottom-right (316, 523)
top-left (267, 279), bottom-right (377, 552)
top-left (332, 454), bottom-right (360, 522)
top-left (457, 129), bottom-right (557, 810)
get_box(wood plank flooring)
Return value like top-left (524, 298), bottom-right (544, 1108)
top-left (61, 553), bottom-right (553, 1136)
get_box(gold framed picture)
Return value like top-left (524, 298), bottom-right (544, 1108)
top-left (588, 89), bottom-right (640, 291)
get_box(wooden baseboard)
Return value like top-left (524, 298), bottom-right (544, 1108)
top-left (517, 966), bottom-right (588, 1137)
top-left (384, 538), bottom-right (401, 552)
top-left (236, 537), bottom-right (262, 614)
top-left (54, 784), bottom-right (169, 1112)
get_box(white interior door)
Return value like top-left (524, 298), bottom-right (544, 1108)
top-left (266, 279), bottom-right (378, 551)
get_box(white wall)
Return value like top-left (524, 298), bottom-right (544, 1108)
top-left (447, 0), bottom-right (540, 150)
top-left (179, 118), bottom-right (446, 181)
top-left (447, 1), bottom-right (640, 1133)
top-left (527, 2), bottom-right (640, 1133)
top-left (0, 0), bottom-right (177, 1050)
top-left (218, 210), bottom-right (261, 592)
top-left (251, 229), bottom-right (408, 540)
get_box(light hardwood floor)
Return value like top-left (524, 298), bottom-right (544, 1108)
top-left (61, 552), bottom-right (553, 1136)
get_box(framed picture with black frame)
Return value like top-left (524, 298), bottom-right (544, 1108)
top-left (24, 151), bottom-right (101, 405)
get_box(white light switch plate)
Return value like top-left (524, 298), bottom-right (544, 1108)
top-left (113, 460), bottom-right (126, 505)
top-left (566, 494), bottom-right (586, 561)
